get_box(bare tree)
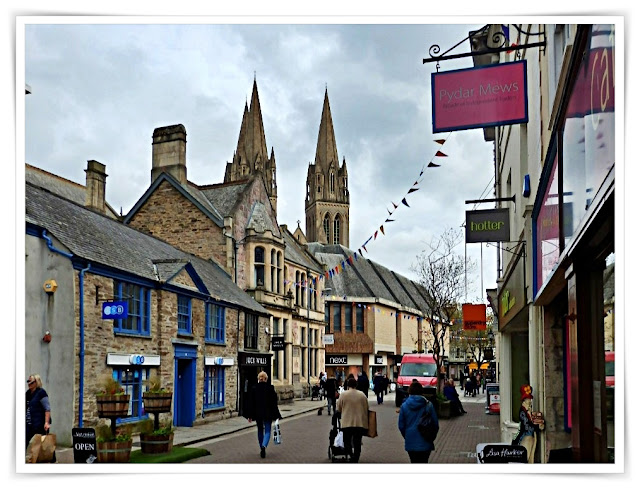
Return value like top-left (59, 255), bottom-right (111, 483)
top-left (411, 228), bottom-right (476, 393)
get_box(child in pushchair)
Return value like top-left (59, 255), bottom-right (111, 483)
top-left (328, 411), bottom-right (350, 462)
top-left (311, 384), bottom-right (324, 400)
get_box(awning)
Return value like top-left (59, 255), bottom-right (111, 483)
top-left (468, 362), bottom-right (478, 370)
top-left (480, 362), bottom-right (490, 370)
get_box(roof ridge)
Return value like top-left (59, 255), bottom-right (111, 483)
top-left (26, 163), bottom-right (86, 190)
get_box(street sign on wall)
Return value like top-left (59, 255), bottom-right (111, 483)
top-left (432, 60), bottom-right (528, 133)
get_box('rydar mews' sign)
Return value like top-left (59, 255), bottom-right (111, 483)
top-left (466, 208), bottom-right (510, 243)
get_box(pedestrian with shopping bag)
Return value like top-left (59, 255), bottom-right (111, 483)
top-left (245, 371), bottom-right (282, 459)
top-left (398, 381), bottom-right (439, 463)
top-left (25, 373), bottom-right (56, 463)
top-left (336, 377), bottom-right (369, 463)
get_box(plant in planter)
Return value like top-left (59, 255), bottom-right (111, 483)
top-left (435, 391), bottom-right (451, 419)
top-left (139, 418), bottom-right (175, 454)
top-left (143, 374), bottom-right (173, 431)
top-left (96, 422), bottom-right (133, 463)
top-left (96, 375), bottom-right (130, 418)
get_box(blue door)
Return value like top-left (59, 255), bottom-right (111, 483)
top-left (174, 345), bottom-right (197, 427)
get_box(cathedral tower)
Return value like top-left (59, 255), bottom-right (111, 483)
top-left (224, 78), bottom-right (278, 214)
top-left (305, 89), bottom-right (349, 246)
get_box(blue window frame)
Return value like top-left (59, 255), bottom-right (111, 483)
top-left (204, 366), bottom-right (225, 409)
top-left (114, 281), bottom-right (150, 335)
top-left (112, 367), bottom-right (149, 422)
top-left (178, 295), bottom-right (192, 334)
top-left (206, 303), bottom-right (226, 344)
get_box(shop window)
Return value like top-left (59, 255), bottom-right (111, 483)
top-left (535, 153), bottom-right (561, 293)
top-left (113, 281), bottom-right (150, 336)
top-left (113, 367), bottom-right (149, 422)
top-left (273, 318), bottom-right (280, 379)
top-left (356, 305), bottom-right (364, 332)
top-left (177, 295), bottom-right (192, 334)
top-left (245, 313), bottom-right (258, 350)
top-left (344, 304), bottom-right (352, 332)
top-left (205, 303), bottom-right (225, 344)
top-left (204, 366), bottom-right (225, 409)
top-left (333, 304), bottom-right (341, 332)
top-left (562, 24), bottom-right (615, 247)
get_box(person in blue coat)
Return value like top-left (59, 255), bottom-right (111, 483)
top-left (397, 381), bottom-right (439, 463)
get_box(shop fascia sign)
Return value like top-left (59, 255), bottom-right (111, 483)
top-left (326, 354), bottom-right (348, 365)
top-left (106, 352), bottom-right (161, 366)
top-left (432, 60), bottom-right (528, 133)
top-left (466, 208), bottom-right (510, 243)
top-left (205, 356), bottom-right (234, 366)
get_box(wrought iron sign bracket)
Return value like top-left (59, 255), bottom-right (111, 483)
top-left (423, 24), bottom-right (547, 68)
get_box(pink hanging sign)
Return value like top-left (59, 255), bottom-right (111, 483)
top-left (431, 60), bottom-right (528, 133)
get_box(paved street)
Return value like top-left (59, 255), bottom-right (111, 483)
top-left (184, 388), bottom-right (499, 464)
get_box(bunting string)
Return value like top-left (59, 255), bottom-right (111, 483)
top-left (353, 134), bottom-right (453, 257)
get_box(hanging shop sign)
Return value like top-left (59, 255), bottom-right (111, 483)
top-left (322, 334), bottom-right (335, 345)
top-left (374, 355), bottom-right (384, 365)
top-left (432, 60), bottom-right (528, 133)
top-left (466, 208), bottom-right (510, 243)
top-left (101, 301), bottom-right (128, 320)
top-left (462, 303), bottom-right (487, 331)
top-left (271, 335), bottom-right (285, 351)
top-left (326, 354), bottom-right (348, 365)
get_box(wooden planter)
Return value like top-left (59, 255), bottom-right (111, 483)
top-left (140, 432), bottom-right (174, 454)
top-left (96, 394), bottom-right (130, 418)
top-left (97, 439), bottom-right (132, 463)
top-left (143, 392), bottom-right (172, 414)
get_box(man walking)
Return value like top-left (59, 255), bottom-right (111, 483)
top-left (337, 377), bottom-right (369, 463)
top-left (325, 375), bottom-right (338, 416)
top-left (373, 370), bottom-right (384, 405)
top-left (356, 369), bottom-right (369, 399)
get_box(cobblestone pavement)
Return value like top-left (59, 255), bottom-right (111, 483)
top-left (184, 389), bottom-right (499, 464)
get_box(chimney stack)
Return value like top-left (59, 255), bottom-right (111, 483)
top-left (85, 160), bottom-right (107, 214)
top-left (151, 124), bottom-right (187, 184)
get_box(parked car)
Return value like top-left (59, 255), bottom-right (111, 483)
top-left (394, 353), bottom-right (438, 407)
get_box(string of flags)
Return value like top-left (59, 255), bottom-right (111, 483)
top-left (353, 135), bottom-right (452, 258)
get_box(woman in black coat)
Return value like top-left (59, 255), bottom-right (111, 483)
top-left (26, 374), bottom-right (51, 449)
top-left (246, 371), bottom-right (282, 459)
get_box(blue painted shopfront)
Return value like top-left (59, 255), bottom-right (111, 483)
top-left (174, 343), bottom-right (197, 427)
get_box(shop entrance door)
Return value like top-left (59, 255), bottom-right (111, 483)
top-left (174, 345), bottom-right (197, 427)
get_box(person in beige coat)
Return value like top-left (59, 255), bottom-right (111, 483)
top-left (336, 377), bottom-right (369, 462)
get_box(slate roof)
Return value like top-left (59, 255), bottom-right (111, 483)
top-left (307, 242), bottom-right (431, 316)
top-left (26, 164), bottom-right (120, 219)
top-left (26, 182), bottom-right (268, 315)
top-left (200, 181), bottom-right (251, 217)
top-left (246, 201), bottom-right (280, 237)
top-left (282, 229), bottom-right (323, 273)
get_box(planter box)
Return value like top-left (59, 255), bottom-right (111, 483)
top-left (97, 439), bottom-right (132, 463)
top-left (143, 392), bottom-right (172, 414)
top-left (96, 395), bottom-right (130, 418)
top-left (140, 432), bottom-right (174, 454)
top-left (437, 399), bottom-right (451, 419)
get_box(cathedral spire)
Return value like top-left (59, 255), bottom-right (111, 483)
top-left (314, 88), bottom-right (340, 172)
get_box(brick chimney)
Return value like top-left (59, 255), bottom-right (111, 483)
top-left (85, 160), bottom-right (107, 214)
top-left (151, 124), bottom-right (187, 184)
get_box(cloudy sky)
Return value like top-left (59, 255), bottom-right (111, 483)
top-left (21, 19), bottom-right (503, 300)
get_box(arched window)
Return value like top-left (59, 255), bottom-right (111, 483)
top-left (295, 271), bottom-right (300, 305)
top-left (301, 272), bottom-right (307, 307)
top-left (333, 215), bottom-right (340, 245)
top-left (323, 213), bottom-right (330, 242)
top-left (330, 172), bottom-right (335, 193)
top-left (254, 247), bottom-right (265, 288)
top-left (270, 249), bottom-right (277, 292)
top-left (277, 251), bottom-right (283, 294)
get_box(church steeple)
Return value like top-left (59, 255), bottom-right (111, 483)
top-left (305, 88), bottom-right (349, 247)
top-left (224, 77), bottom-right (278, 214)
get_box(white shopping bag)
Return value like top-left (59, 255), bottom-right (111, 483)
top-left (333, 430), bottom-right (344, 448)
top-left (273, 419), bottom-right (282, 445)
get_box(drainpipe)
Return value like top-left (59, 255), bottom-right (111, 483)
top-left (42, 230), bottom-right (73, 259)
top-left (78, 263), bottom-right (91, 427)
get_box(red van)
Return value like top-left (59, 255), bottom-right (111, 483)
top-left (395, 353), bottom-right (438, 406)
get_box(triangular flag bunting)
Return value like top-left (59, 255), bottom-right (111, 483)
top-left (387, 208), bottom-right (392, 215)
top-left (434, 139), bottom-right (446, 145)
top-left (419, 170), bottom-right (424, 176)
top-left (428, 162), bottom-right (440, 168)
top-left (401, 198), bottom-right (410, 207)
top-left (374, 230), bottom-right (378, 240)
top-left (435, 151), bottom-right (447, 157)
top-left (358, 249), bottom-right (363, 257)
top-left (354, 252), bottom-right (358, 261)
top-left (379, 225), bottom-right (385, 235)
top-left (407, 188), bottom-right (419, 194)
top-left (392, 202), bottom-right (398, 209)
top-left (385, 218), bottom-right (395, 223)
top-left (363, 245), bottom-right (368, 253)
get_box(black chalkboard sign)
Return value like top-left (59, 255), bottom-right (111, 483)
top-left (477, 443), bottom-right (527, 463)
top-left (72, 427), bottom-right (98, 463)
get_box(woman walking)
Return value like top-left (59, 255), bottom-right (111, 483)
top-left (26, 374), bottom-right (51, 449)
top-left (245, 371), bottom-right (282, 459)
top-left (336, 377), bottom-right (369, 463)
top-left (398, 381), bottom-right (439, 463)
